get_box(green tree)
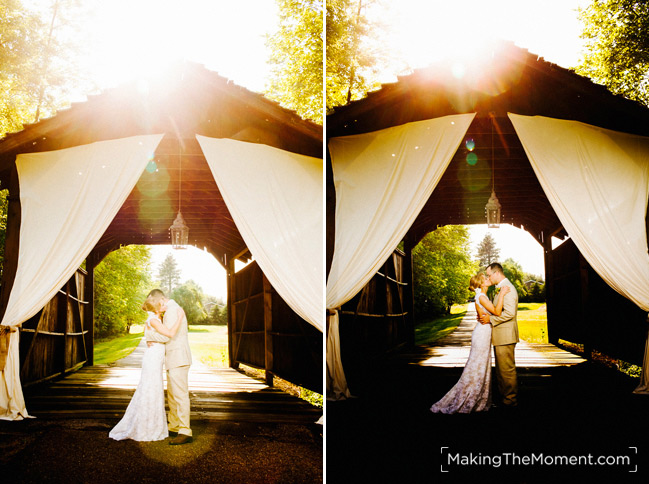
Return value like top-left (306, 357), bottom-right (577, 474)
top-left (577, 0), bottom-right (649, 106)
top-left (94, 245), bottom-right (152, 337)
top-left (266, 0), bottom-right (323, 123)
top-left (413, 225), bottom-right (478, 318)
top-left (171, 280), bottom-right (207, 324)
top-left (326, 0), bottom-right (387, 112)
top-left (157, 253), bottom-right (181, 295)
top-left (0, 0), bottom-right (43, 135)
top-left (0, 0), bottom-right (93, 136)
top-left (200, 296), bottom-right (228, 325)
top-left (476, 232), bottom-right (501, 269)
top-left (502, 258), bottom-right (528, 301)
top-left (526, 280), bottom-right (546, 303)
top-left (210, 304), bottom-right (228, 325)
top-left (28, 0), bottom-right (94, 123)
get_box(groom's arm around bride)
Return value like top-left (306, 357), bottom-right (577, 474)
top-left (480, 282), bottom-right (518, 342)
top-left (479, 263), bottom-right (519, 407)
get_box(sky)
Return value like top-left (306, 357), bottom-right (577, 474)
top-left (43, 1), bottom-right (591, 294)
top-left (381, 0), bottom-right (591, 74)
top-left (150, 245), bottom-right (228, 301)
top-left (468, 225), bottom-right (547, 278)
top-left (88, 0), bottom-right (278, 93)
top-left (30, 0), bottom-right (280, 95)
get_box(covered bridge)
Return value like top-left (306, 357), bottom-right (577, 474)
top-left (326, 42), bottom-right (649, 398)
top-left (0, 62), bottom-right (323, 419)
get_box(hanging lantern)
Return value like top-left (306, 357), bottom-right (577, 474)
top-left (170, 211), bottom-right (189, 249)
top-left (170, 143), bottom-right (189, 249)
top-left (485, 190), bottom-right (501, 228)
top-left (485, 113), bottom-right (501, 228)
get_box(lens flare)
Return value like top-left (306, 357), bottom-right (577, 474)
top-left (465, 138), bottom-right (475, 151)
top-left (137, 165), bottom-right (170, 198)
top-left (145, 159), bottom-right (158, 173)
top-left (137, 198), bottom-right (173, 232)
top-left (458, 158), bottom-right (490, 192)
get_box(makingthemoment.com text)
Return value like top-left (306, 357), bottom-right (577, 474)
top-left (441, 447), bottom-right (637, 472)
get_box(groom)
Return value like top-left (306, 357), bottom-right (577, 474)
top-left (146, 288), bottom-right (193, 444)
top-left (478, 263), bottom-right (519, 408)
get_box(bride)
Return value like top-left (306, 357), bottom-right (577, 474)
top-left (430, 272), bottom-right (510, 414)
top-left (109, 295), bottom-right (184, 441)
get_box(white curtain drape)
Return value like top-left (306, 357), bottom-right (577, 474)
top-left (0, 134), bottom-right (164, 420)
top-left (326, 113), bottom-right (476, 399)
top-left (196, 136), bottom-right (323, 331)
top-left (508, 113), bottom-right (649, 394)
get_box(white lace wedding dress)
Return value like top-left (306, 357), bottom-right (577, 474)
top-left (109, 312), bottom-right (168, 441)
top-left (430, 288), bottom-right (492, 414)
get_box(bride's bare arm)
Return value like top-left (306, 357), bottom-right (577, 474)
top-left (149, 310), bottom-right (184, 338)
top-left (478, 286), bottom-right (510, 316)
top-left (475, 299), bottom-right (487, 318)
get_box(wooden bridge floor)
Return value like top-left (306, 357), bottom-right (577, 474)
top-left (23, 339), bottom-right (322, 425)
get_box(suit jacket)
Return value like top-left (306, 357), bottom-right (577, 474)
top-left (146, 299), bottom-right (192, 369)
top-left (490, 278), bottom-right (519, 346)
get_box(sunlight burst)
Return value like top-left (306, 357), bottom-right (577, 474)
top-left (84, 0), bottom-right (277, 92)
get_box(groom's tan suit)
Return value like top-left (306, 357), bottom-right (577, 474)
top-left (489, 278), bottom-right (519, 406)
top-left (147, 299), bottom-right (192, 436)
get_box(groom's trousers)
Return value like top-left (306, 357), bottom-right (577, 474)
top-left (494, 343), bottom-right (518, 406)
top-left (167, 366), bottom-right (192, 436)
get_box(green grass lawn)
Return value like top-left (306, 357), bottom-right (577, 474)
top-left (414, 304), bottom-right (468, 345)
top-left (187, 325), bottom-right (228, 367)
top-left (93, 329), bottom-right (145, 365)
top-left (516, 303), bottom-right (548, 343)
top-left (414, 302), bottom-right (549, 345)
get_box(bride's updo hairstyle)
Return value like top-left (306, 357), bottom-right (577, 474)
top-left (142, 295), bottom-right (164, 314)
top-left (469, 273), bottom-right (486, 290)
top-left (143, 288), bottom-right (166, 313)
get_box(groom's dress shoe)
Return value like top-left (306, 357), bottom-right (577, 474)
top-left (168, 431), bottom-right (178, 437)
top-left (169, 434), bottom-right (193, 445)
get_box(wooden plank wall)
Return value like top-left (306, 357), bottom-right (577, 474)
top-left (338, 250), bottom-right (410, 394)
top-left (230, 262), bottom-right (265, 371)
top-left (18, 269), bottom-right (89, 386)
top-left (547, 238), bottom-right (647, 366)
top-left (269, 284), bottom-right (322, 393)
top-left (229, 261), bottom-right (322, 393)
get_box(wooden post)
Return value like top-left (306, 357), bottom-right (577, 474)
top-left (0, 165), bottom-right (21, 323)
top-left (403, 235), bottom-right (416, 348)
top-left (542, 234), bottom-right (556, 345)
top-left (579, 253), bottom-right (592, 361)
top-left (263, 274), bottom-right (273, 387)
top-left (65, 279), bottom-right (71, 372)
top-left (226, 255), bottom-right (238, 369)
top-left (20, 307), bottom-right (47, 381)
top-left (74, 270), bottom-right (88, 367)
top-left (85, 252), bottom-right (98, 366)
top-left (57, 282), bottom-right (67, 375)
